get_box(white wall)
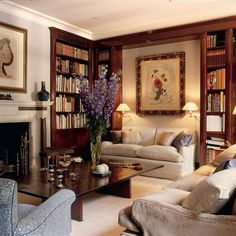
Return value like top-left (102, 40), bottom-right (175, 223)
top-left (0, 10), bottom-right (51, 168)
top-left (122, 40), bottom-right (201, 160)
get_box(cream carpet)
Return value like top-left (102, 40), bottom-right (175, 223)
top-left (18, 176), bottom-right (172, 236)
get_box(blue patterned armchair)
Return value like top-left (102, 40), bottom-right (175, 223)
top-left (0, 178), bottom-right (76, 236)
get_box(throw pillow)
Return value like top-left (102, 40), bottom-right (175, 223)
top-left (158, 132), bottom-right (177, 146)
top-left (182, 168), bottom-right (236, 213)
top-left (213, 159), bottom-right (236, 173)
top-left (122, 130), bottom-right (142, 144)
top-left (172, 131), bottom-right (192, 150)
top-left (211, 144), bottom-right (236, 166)
top-left (110, 130), bottom-right (122, 144)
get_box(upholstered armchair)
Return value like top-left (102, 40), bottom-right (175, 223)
top-left (0, 178), bottom-right (76, 236)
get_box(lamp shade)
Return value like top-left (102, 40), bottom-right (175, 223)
top-left (233, 106), bottom-right (236, 115)
top-left (182, 102), bottom-right (199, 112)
top-left (116, 103), bottom-right (131, 113)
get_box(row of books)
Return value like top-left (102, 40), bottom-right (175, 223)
top-left (56, 75), bottom-right (81, 94)
top-left (207, 49), bottom-right (225, 67)
top-left (207, 92), bottom-right (225, 112)
top-left (56, 42), bottom-right (89, 61)
top-left (56, 57), bottom-right (88, 76)
top-left (98, 50), bottom-right (109, 61)
top-left (55, 95), bottom-right (84, 113)
top-left (206, 68), bottom-right (225, 90)
top-left (56, 113), bottom-right (87, 129)
top-left (206, 136), bottom-right (225, 163)
top-left (207, 34), bottom-right (224, 49)
top-left (206, 115), bottom-right (225, 132)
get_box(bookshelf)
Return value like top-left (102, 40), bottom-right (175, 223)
top-left (49, 27), bottom-right (92, 156)
top-left (200, 29), bottom-right (236, 165)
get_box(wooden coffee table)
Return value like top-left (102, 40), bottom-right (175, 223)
top-left (10, 160), bottom-right (163, 221)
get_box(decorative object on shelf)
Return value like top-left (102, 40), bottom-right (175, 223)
top-left (38, 81), bottom-right (50, 101)
top-left (0, 93), bottom-right (12, 100)
top-left (79, 72), bottom-right (120, 170)
top-left (0, 22), bottom-right (27, 92)
top-left (116, 103), bottom-right (131, 117)
top-left (136, 52), bottom-right (185, 116)
top-left (183, 102), bottom-right (199, 119)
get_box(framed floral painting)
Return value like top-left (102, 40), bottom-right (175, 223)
top-left (136, 52), bottom-right (185, 115)
top-left (0, 22), bottom-right (27, 92)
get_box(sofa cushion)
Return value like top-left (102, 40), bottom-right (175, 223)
top-left (166, 173), bottom-right (207, 192)
top-left (157, 131), bottom-right (178, 146)
top-left (101, 143), bottom-right (141, 157)
top-left (123, 127), bottom-right (156, 146)
top-left (172, 132), bottom-right (192, 151)
top-left (122, 130), bottom-right (142, 144)
top-left (182, 168), bottom-right (236, 213)
top-left (110, 130), bottom-right (122, 144)
top-left (136, 145), bottom-right (182, 163)
top-left (211, 144), bottom-right (236, 166)
top-left (140, 188), bottom-right (190, 205)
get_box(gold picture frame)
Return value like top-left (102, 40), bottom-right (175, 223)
top-left (136, 52), bottom-right (185, 115)
top-left (0, 22), bottom-right (27, 93)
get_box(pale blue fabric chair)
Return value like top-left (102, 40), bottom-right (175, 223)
top-left (0, 178), bottom-right (76, 236)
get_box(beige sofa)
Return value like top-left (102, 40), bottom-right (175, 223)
top-left (101, 127), bottom-right (197, 180)
top-left (118, 144), bottom-right (236, 236)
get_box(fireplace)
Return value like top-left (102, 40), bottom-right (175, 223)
top-left (0, 122), bottom-right (31, 176)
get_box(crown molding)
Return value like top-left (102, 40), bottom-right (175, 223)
top-left (0, 1), bottom-right (93, 40)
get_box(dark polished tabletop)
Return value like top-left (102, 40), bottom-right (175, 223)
top-left (9, 160), bottom-right (163, 200)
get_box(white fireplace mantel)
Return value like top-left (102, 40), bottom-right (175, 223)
top-left (0, 100), bottom-right (54, 122)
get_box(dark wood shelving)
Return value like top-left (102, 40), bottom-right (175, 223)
top-left (50, 27), bottom-right (92, 156)
top-left (200, 29), bottom-right (236, 165)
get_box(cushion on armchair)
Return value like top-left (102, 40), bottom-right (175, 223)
top-left (211, 144), bottom-right (236, 166)
top-left (182, 168), bottom-right (236, 213)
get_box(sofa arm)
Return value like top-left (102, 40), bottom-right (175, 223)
top-left (132, 199), bottom-right (236, 236)
top-left (179, 144), bottom-right (196, 175)
top-left (15, 189), bottom-right (75, 236)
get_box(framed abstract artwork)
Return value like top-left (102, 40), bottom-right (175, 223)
top-left (0, 22), bottom-right (27, 92)
top-left (136, 52), bottom-right (185, 115)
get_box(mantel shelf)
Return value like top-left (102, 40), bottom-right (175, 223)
top-left (0, 101), bottom-right (54, 107)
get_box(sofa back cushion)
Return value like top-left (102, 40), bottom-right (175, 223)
top-left (122, 130), bottom-right (142, 144)
top-left (182, 168), bottom-right (236, 213)
top-left (122, 127), bottom-right (156, 146)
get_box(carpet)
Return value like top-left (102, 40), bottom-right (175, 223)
top-left (71, 176), bottom-right (172, 236)
top-left (18, 176), bottom-right (172, 236)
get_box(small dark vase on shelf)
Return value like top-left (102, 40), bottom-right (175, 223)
top-left (38, 81), bottom-right (49, 101)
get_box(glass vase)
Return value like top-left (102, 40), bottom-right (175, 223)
top-left (90, 134), bottom-right (102, 170)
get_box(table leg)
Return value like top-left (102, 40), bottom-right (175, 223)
top-left (71, 196), bottom-right (83, 221)
top-left (99, 179), bottom-right (131, 198)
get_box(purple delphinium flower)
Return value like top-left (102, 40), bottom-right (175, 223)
top-left (79, 73), bottom-right (120, 138)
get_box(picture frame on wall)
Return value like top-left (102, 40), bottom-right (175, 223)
top-left (136, 52), bottom-right (185, 115)
top-left (0, 21), bottom-right (27, 93)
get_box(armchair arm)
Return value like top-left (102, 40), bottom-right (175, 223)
top-left (132, 199), bottom-right (236, 236)
top-left (15, 189), bottom-right (75, 236)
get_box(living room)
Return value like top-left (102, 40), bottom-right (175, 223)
top-left (1, 1), bottom-right (236, 236)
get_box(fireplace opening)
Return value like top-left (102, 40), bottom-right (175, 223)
top-left (0, 122), bottom-right (31, 176)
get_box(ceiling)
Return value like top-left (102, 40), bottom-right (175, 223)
top-left (4, 0), bottom-right (236, 40)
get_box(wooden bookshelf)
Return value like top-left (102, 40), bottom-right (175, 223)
top-left (49, 27), bottom-right (92, 156)
top-left (200, 29), bottom-right (236, 165)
